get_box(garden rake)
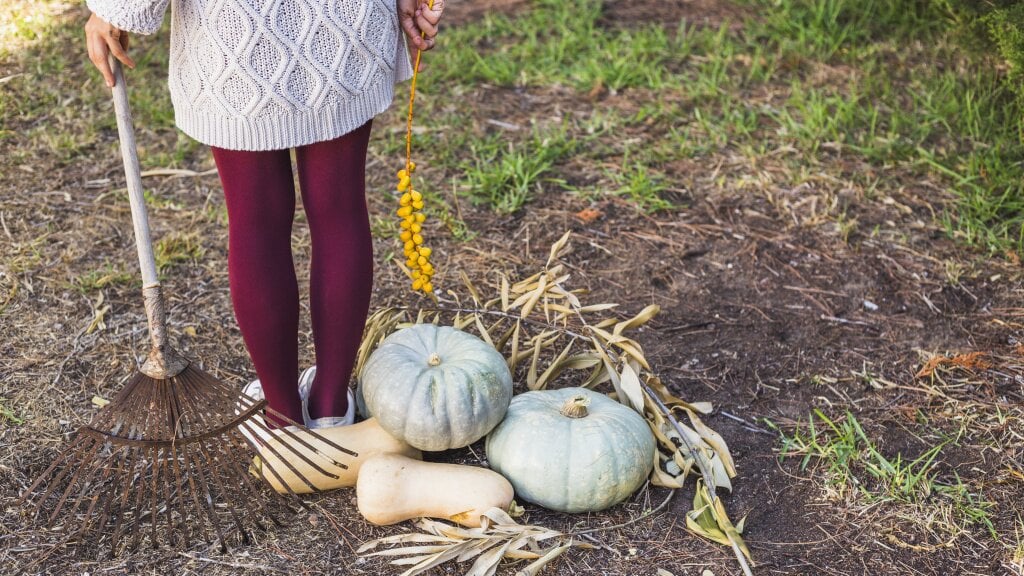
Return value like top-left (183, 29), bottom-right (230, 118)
top-left (18, 58), bottom-right (357, 554)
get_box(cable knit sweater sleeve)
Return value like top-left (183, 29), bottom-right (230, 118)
top-left (85, 0), bottom-right (170, 35)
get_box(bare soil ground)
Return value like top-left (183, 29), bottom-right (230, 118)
top-left (2, 1), bottom-right (1022, 575)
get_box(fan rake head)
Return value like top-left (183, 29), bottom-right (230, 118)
top-left (18, 361), bottom-right (355, 556)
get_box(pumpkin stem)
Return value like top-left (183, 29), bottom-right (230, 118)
top-left (427, 352), bottom-right (442, 366)
top-left (560, 395), bottom-right (590, 418)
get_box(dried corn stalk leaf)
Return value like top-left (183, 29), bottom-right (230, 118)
top-left (613, 303), bottom-right (660, 335)
top-left (361, 507), bottom-right (586, 576)
top-left (546, 230), bottom-right (572, 268)
top-left (501, 274), bottom-right (510, 311)
top-left (619, 361), bottom-right (646, 413)
top-left (514, 543), bottom-right (571, 576)
top-left (508, 320), bottom-right (521, 372)
top-left (533, 340), bottom-right (575, 390)
top-left (461, 270), bottom-right (483, 307)
top-left (686, 481), bottom-right (753, 576)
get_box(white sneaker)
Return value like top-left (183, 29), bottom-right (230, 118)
top-left (298, 365), bottom-right (356, 429)
top-left (238, 378), bottom-right (277, 446)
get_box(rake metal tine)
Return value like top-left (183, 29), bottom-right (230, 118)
top-left (93, 448), bottom-right (130, 545)
top-left (46, 438), bottom-right (104, 527)
top-left (189, 442), bottom-right (231, 553)
top-left (166, 444), bottom-right (189, 549)
top-left (149, 447), bottom-right (164, 548)
top-left (247, 415), bottom-right (346, 478)
top-left (238, 419), bottom-right (323, 496)
top-left (196, 439), bottom-right (250, 544)
top-left (128, 447), bottom-right (155, 551)
top-left (265, 405), bottom-right (358, 459)
top-left (219, 427), bottom-right (284, 528)
top-left (17, 432), bottom-right (92, 509)
top-left (110, 446), bottom-right (141, 554)
top-left (57, 441), bottom-right (114, 530)
top-left (178, 441), bottom-right (212, 546)
top-left (169, 385), bottom-right (210, 547)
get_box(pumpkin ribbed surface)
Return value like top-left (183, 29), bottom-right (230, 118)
top-left (485, 387), bottom-right (655, 513)
top-left (360, 324), bottom-right (513, 452)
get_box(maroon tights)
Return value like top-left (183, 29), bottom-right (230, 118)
top-left (211, 121), bottom-right (374, 426)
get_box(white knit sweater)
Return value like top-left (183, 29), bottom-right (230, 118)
top-left (87, 0), bottom-right (414, 150)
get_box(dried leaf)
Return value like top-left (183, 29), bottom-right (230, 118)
top-left (475, 314), bottom-right (494, 347)
top-left (613, 304), bottom-right (660, 335)
top-left (527, 333), bottom-right (544, 389)
top-left (508, 320), bottom-right (521, 372)
top-left (591, 336), bottom-right (624, 401)
top-left (501, 274), bottom-right (511, 311)
top-left (514, 543), bottom-right (570, 576)
top-left (580, 363), bottom-right (612, 389)
top-left (684, 408), bottom-right (738, 480)
top-left (461, 270), bottom-right (483, 307)
top-left (533, 340), bottom-right (575, 390)
top-left (546, 230), bottom-right (572, 268)
top-left (520, 275), bottom-right (548, 318)
top-left (619, 361), bottom-right (646, 413)
top-left (578, 303), bottom-right (619, 314)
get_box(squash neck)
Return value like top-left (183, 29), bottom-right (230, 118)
top-left (560, 395), bottom-right (590, 418)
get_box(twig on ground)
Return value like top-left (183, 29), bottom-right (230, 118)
top-left (178, 552), bottom-right (287, 573)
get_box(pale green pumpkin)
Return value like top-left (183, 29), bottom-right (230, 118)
top-left (485, 387), bottom-right (655, 513)
top-left (359, 324), bottom-right (513, 452)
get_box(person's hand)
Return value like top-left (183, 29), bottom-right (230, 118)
top-left (85, 12), bottom-right (134, 88)
top-left (398, 0), bottom-right (444, 68)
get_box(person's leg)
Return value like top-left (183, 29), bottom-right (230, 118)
top-left (211, 146), bottom-right (303, 427)
top-left (294, 121), bottom-right (375, 420)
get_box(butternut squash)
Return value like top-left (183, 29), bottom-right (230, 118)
top-left (356, 454), bottom-right (514, 527)
top-left (253, 418), bottom-right (421, 494)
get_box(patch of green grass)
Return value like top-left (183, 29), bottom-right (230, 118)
top-left (609, 161), bottom-right (675, 213)
top-left (0, 398), bottom-right (23, 425)
top-left (768, 410), bottom-right (997, 535)
top-left (370, 214), bottom-right (399, 240)
top-left (459, 128), bottom-right (576, 214)
top-left (426, 0), bottom-right (700, 91)
top-left (750, 0), bottom-right (945, 61)
top-left (154, 231), bottom-right (204, 273)
top-left (72, 264), bottom-right (136, 293)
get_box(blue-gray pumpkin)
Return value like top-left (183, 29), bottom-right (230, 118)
top-left (359, 324), bottom-right (513, 452)
top-left (485, 387), bottom-right (655, 513)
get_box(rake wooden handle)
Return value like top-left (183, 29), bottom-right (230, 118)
top-left (110, 57), bottom-right (187, 378)
top-left (110, 58), bottom-right (159, 289)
